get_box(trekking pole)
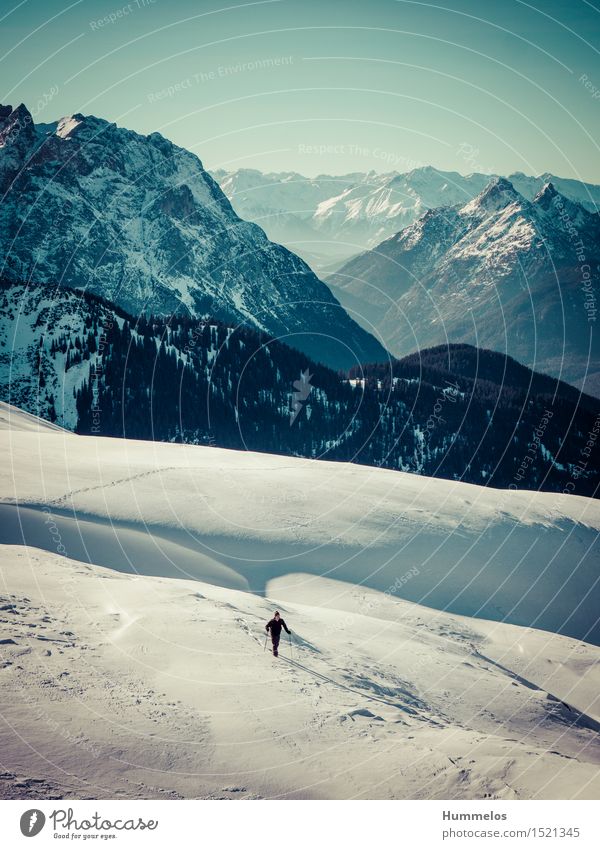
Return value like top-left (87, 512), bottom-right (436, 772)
top-left (289, 631), bottom-right (293, 661)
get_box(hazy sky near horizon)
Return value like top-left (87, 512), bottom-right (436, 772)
top-left (2, 0), bottom-right (600, 181)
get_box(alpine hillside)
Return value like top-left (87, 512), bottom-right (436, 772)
top-left (0, 103), bottom-right (386, 370)
top-left (328, 178), bottom-right (600, 394)
top-left (2, 279), bottom-right (598, 498)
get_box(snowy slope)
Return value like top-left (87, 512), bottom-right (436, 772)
top-left (0, 104), bottom-right (385, 370)
top-left (213, 166), bottom-right (600, 270)
top-left (2, 403), bottom-right (599, 644)
top-left (1, 545), bottom-right (599, 801)
top-left (329, 179), bottom-right (600, 392)
top-left (0, 404), bottom-right (599, 800)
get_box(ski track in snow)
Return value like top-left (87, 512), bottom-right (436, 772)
top-left (46, 466), bottom-right (182, 510)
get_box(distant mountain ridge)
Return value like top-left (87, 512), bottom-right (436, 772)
top-left (0, 103), bottom-right (386, 370)
top-left (328, 177), bottom-right (600, 395)
top-left (212, 165), bottom-right (600, 270)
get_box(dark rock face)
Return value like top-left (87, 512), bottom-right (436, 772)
top-left (0, 104), bottom-right (387, 370)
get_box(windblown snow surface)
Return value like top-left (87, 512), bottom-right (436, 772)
top-left (0, 403), bottom-right (599, 800)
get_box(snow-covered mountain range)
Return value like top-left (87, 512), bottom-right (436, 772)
top-left (1, 404), bottom-right (599, 799)
top-left (328, 178), bottom-right (600, 393)
top-left (0, 103), bottom-right (385, 370)
top-left (212, 166), bottom-right (600, 271)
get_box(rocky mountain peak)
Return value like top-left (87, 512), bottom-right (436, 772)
top-left (0, 102), bottom-right (387, 370)
top-left (0, 103), bottom-right (36, 149)
top-left (533, 181), bottom-right (558, 205)
top-left (471, 176), bottom-right (520, 210)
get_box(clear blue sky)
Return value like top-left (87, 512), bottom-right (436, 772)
top-left (2, 0), bottom-right (600, 180)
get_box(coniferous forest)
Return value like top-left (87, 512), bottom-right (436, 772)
top-left (2, 280), bottom-right (597, 498)
top-left (63, 290), bottom-right (598, 498)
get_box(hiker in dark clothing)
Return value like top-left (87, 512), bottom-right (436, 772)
top-left (266, 611), bottom-right (291, 657)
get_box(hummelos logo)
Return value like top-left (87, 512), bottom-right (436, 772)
top-left (290, 369), bottom-right (313, 425)
top-left (19, 809), bottom-right (46, 837)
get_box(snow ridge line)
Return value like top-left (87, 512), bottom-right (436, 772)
top-left (471, 648), bottom-right (600, 732)
top-left (279, 656), bottom-right (441, 725)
